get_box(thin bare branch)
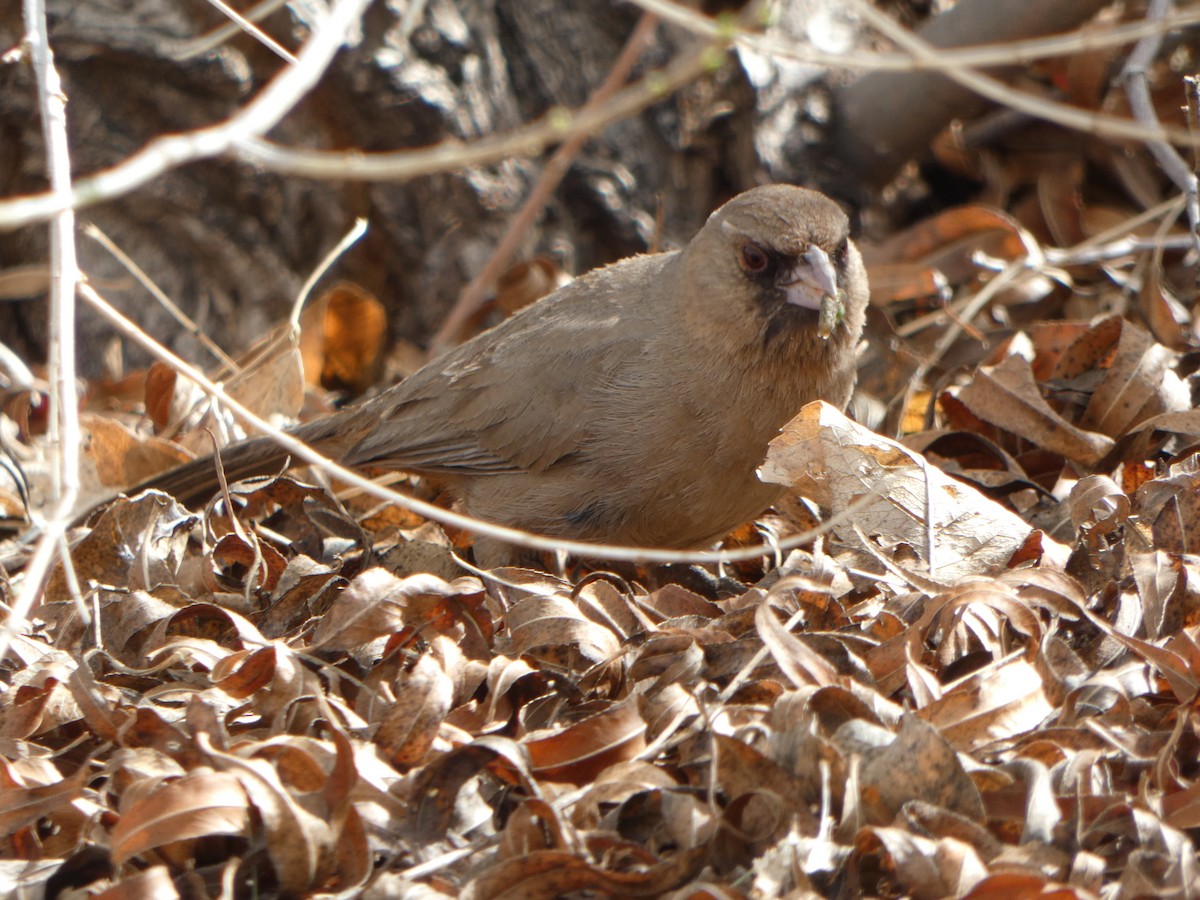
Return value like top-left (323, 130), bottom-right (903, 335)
top-left (199, 0), bottom-right (297, 64)
top-left (0, 0), bottom-right (372, 230)
top-left (172, 0), bottom-right (291, 61)
top-left (82, 223), bottom-right (239, 372)
top-left (7, 0), bottom-right (84, 662)
top-left (429, 11), bottom-right (661, 354)
top-left (631, 0), bottom-right (1200, 72)
top-left (1120, 0), bottom-right (1200, 259)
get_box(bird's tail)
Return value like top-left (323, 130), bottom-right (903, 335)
top-left (117, 411), bottom-right (365, 510)
top-left (137, 435), bottom-right (297, 508)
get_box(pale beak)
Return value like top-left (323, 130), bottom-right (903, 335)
top-left (778, 245), bottom-right (845, 339)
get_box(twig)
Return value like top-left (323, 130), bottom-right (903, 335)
top-left (223, 4), bottom-right (1200, 185)
top-left (289, 217), bottom-right (369, 330)
top-left (1186, 75), bottom-right (1200, 172)
top-left (23, 3), bottom-right (78, 505)
top-left (233, 34), bottom-right (723, 180)
top-left (6, 0), bottom-right (84, 664)
top-left (199, 0), bottom-right (297, 65)
top-left (1183, 75), bottom-right (1200, 279)
top-left (0, 23), bottom-right (721, 230)
top-left (628, 0), bottom-right (1200, 72)
top-left (82, 222), bottom-right (239, 371)
top-left (429, 12), bottom-right (660, 354)
top-left (1050, 195), bottom-right (1186, 257)
top-left (899, 257), bottom-right (1030, 438)
top-left (396, 0), bottom-right (431, 53)
top-left (172, 0), bottom-right (291, 61)
top-left (1120, 0), bottom-right (1200, 260)
top-left (843, 0), bottom-right (1199, 152)
top-left (0, 340), bottom-right (34, 389)
top-left (229, 26), bottom-right (1200, 187)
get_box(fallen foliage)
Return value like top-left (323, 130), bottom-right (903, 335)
top-left (4, 1), bottom-right (1200, 898)
top-left (5, 343), bottom-right (1200, 894)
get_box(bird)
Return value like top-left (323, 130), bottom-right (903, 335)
top-left (136, 184), bottom-right (869, 565)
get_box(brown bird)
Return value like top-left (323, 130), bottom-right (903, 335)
top-left (141, 185), bottom-right (868, 564)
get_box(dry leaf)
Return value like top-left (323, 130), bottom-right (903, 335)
top-left (300, 282), bottom-right (388, 395)
top-left (375, 652), bottom-right (456, 769)
top-left (83, 415), bottom-right (193, 488)
top-left (312, 568), bottom-right (483, 651)
top-left (954, 355), bottom-right (1114, 466)
top-left (46, 491), bottom-right (196, 601)
top-left (522, 700), bottom-right (647, 785)
top-left (225, 322), bottom-right (305, 422)
top-left (917, 654), bottom-right (1054, 751)
top-left (760, 402), bottom-right (1057, 579)
top-left (839, 714), bottom-right (985, 823)
top-left (109, 771), bottom-right (248, 865)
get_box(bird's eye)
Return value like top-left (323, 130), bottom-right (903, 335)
top-left (740, 242), bottom-right (769, 273)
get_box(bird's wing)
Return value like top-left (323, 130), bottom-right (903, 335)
top-left (339, 253), bottom-right (670, 477)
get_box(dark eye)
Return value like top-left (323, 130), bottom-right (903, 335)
top-left (740, 242), bottom-right (769, 273)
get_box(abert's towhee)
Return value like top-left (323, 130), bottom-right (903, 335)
top-left (140, 185), bottom-right (869, 564)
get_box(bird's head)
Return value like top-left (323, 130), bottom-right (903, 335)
top-left (681, 184), bottom-right (869, 360)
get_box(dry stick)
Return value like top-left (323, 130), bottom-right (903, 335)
top-left (629, 0), bottom-right (1200, 72)
top-left (226, 4), bottom-right (1200, 191)
top-left (1187, 75), bottom-right (1200, 281)
top-left (835, 0), bottom-right (1110, 186)
top-left (233, 21), bottom-right (1200, 189)
top-left (0, 340), bottom-right (33, 389)
top-left (1049, 195), bottom-right (1188, 262)
top-left (1120, 0), bottom-right (1200, 261)
top-left (1187, 76), bottom-right (1200, 170)
top-left (396, 0), bottom-right (431, 60)
top-left (289, 217), bottom-right (369, 329)
top-left (6, 0), bottom-right (85, 667)
top-left (0, 0), bottom-right (372, 231)
top-left (233, 38), bottom-right (719, 182)
top-left (430, 12), bottom-right (660, 354)
top-left (23, 2), bottom-right (77, 508)
top-left (199, 0), bottom-right (297, 65)
top-left (843, 0), bottom-right (1199, 165)
top-left (895, 258), bottom-right (1030, 440)
top-left (82, 223), bottom-right (239, 371)
top-left (0, 11), bottom-right (707, 230)
top-left (635, 0), bottom-right (1200, 184)
top-left (172, 0), bottom-right (291, 61)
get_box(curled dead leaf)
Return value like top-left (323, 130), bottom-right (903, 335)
top-left (109, 770), bottom-right (248, 865)
top-left (521, 699), bottom-right (647, 785)
top-left (953, 355), bottom-right (1114, 466)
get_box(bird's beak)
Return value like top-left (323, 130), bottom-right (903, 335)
top-left (778, 245), bottom-right (845, 339)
